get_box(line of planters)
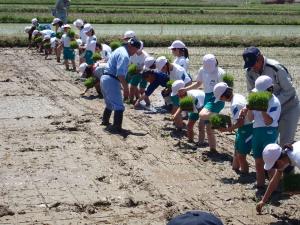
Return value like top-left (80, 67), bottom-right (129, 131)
top-left (2, 35), bottom-right (300, 48)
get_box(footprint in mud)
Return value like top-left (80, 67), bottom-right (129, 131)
top-left (0, 205), bottom-right (15, 217)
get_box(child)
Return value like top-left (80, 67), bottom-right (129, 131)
top-left (179, 54), bottom-right (225, 152)
top-left (52, 18), bottom-right (64, 63)
top-left (60, 24), bottom-right (76, 71)
top-left (73, 19), bottom-right (87, 66)
top-left (127, 41), bottom-right (149, 104)
top-left (213, 82), bottom-right (253, 173)
top-left (143, 56), bottom-right (156, 70)
top-left (82, 24), bottom-right (97, 65)
top-left (172, 80), bottom-right (206, 143)
top-left (134, 69), bottom-right (169, 108)
top-left (168, 40), bottom-right (189, 72)
top-left (43, 35), bottom-right (52, 59)
top-left (240, 75), bottom-right (281, 188)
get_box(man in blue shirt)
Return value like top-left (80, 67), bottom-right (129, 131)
top-left (100, 38), bottom-right (141, 132)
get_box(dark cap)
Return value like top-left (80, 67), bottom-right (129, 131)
top-left (242, 46), bottom-right (261, 69)
top-left (167, 211), bottom-right (223, 225)
top-left (128, 37), bottom-right (141, 49)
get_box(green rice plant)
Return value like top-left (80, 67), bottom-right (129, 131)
top-left (210, 114), bottom-right (231, 129)
top-left (283, 173), bottom-right (300, 193)
top-left (128, 64), bottom-right (138, 75)
top-left (34, 36), bottom-right (43, 43)
top-left (55, 32), bottom-right (63, 39)
top-left (109, 41), bottom-right (122, 51)
top-left (92, 52), bottom-right (102, 62)
top-left (84, 76), bottom-right (97, 89)
top-left (179, 96), bottom-right (194, 112)
top-left (222, 73), bottom-right (234, 87)
top-left (166, 80), bottom-right (175, 89)
top-left (67, 29), bottom-right (76, 39)
top-left (44, 42), bottom-right (51, 49)
top-left (70, 40), bottom-right (79, 49)
top-left (247, 91), bottom-right (272, 111)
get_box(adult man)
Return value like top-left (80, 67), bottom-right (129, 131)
top-left (53, 0), bottom-right (70, 24)
top-left (243, 46), bottom-right (300, 145)
top-left (100, 38), bottom-right (141, 132)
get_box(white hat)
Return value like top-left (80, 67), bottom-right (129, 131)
top-left (123, 30), bottom-right (136, 39)
top-left (24, 26), bottom-right (32, 33)
top-left (263, 143), bottom-right (282, 170)
top-left (73, 19), bottom-right (84, 28)
top-left (144, 56), bottom-right (155, 69)
top-left (76, 39), bottom-right (82, 45)
top-left (82, 23), bottom-right (93, 33)
top-left (43, 35), bottom-right (51, 40)
top-left (31, 18), bottom-right (38, 25)
top-left (168, 40), bottom-right (186, 49)
top-left (171, 80), bottom-right (185, 96)
top-left (52, 18), bottom-right (61, 25)
top-left (155, 56), bottom-right (168, 72)
top-left (213, 82), bottom-right (228, 103)
top-left (203, 54), bottom-right (217, 73)
top-left (79, 63), bottom-right (88, 74)
top-left (252, 75), bottom-right (273, 92)
top-left (32, 30), bottom-right (39, 36)
top-left (62, 24), bottom-right (71, 29)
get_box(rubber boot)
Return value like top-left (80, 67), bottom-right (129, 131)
top-left (101, 108), bottom-right (112, 126)
top-left (112, 110), bottom-right (123, 132)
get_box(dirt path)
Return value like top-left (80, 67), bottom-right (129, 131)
top-left (0, 48), bottom-right (299, 225)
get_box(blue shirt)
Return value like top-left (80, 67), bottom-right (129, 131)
top-left (104, 46), bottom-right (129, 78)
top-left (145, 71), bottom-right (169, 96)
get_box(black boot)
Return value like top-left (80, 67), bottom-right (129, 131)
top-left (101, 108), bottom-right (112, 126)
top-left (112, 110), bottom-right (123, 132)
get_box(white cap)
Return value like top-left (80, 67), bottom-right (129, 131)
top-left (263, 143), bottom-right (282, 170)
top-left (171, 80), bottom-right (185, 96)
top-left (79, 63), bottom-right (88, 74)
top-left (52, 18), bottom-right (61, 25)
top-left (144, 56), bottom-right (155, 69)
top-left (203, 54), bottom-right (217, 73)
top-left (155, 56), bottom-right (168, 72)
top-left (123, 30), bottom-right (136, 39)
top-left (43, 35), bottom-right (51, 40)
top-left (31, 18), bottom-right (38, 25)
top-left (76, 39), bottom-right (82, 45)
top-left (32, 30), bottom-right (39, 36)
top-left (82, 23), bottom-right (92, 33)
top-left (168, 40), bottom-right (186, 49)
top-left (213, 82), bottom-right (228, 103)
top-left (24, 26), bottom-right (32, 33)
top-left (73, 19), bottom-right (84, 28)
top-left (252, 75), bottom-right (273, 92)
top-left (62, 24), bottom-right (71, 29)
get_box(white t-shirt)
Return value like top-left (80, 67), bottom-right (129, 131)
top-left (230, 93), bottom-right (252, 125)
top-left (187, 89), bottom-right (205, 112)
top-left (85, 35), bottom-right (97, 52)
top-left (41, 29), bottom-right (55, 37)
top-left (174, 56), bottom-right (189, 72)
top-left (130, 50), bottom-right (149, 71)
top-left (50, 37), bottom-right (57, 48)
top-left (79, 29), bottom-right (88, 44)
top-left (170, 63), bottom-right (191, 84)
top-left (61, 34), bottom-right (70, 47)
top-left (253, 94), bottom-right (281, 128)
top-left (288, 141), bottom-right (300, 168)
top-left (101, 44), bottom-right (112, 62)
top-left (196, 67), bottom-right (225, 93)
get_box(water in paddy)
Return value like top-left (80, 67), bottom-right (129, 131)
top-left (1, 23), bottom-right (299, 37)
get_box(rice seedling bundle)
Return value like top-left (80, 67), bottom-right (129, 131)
top-left (179, 96), bottom-right (194, 111)
top-left (222, 73), bottom-right (234, 87)
top-left (44, 42), bottom-right (51, 49)
top-left (84, 76), bottom-right (97, 89)
top-left (247, 91), bottom-right (272, 111)
top-left (128, 64), bottom-right (138, 75)
top-left (67, 29), bottom-right (76, 39)
top-left (70, 40), bottom-right (79, 49)
top-left (166, 80), bottom-right (175, 89)
top-left (109, 41), bottom-right (121, 51)
top-left (210, 114), bottom-right (231, 129)
top-left (92, 52), bottom-right (102, 62)
top-left (55, 32), bottom-right (63, 39)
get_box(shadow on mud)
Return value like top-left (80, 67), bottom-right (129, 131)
top-left (202, 150), bottom-right (233, 163)
top-left (81, 94), bottom-right (101, 100)
top-left (270, 214), bottom-right (300, 225)
top-left (104, 126), bottom-right (147, 139)
top-left (220, 172), bottom-right (256, 185)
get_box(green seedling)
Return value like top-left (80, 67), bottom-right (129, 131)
top-left (222, 73), bottom-right (234, 87)
top-left (179, 96), bottom-right (194, 112)
top-left (247, 91), bottom-right (272, 111)
top-left (109, 41), bottom-right (121, 51)
top-left (55, 32), bottom-right (63, 39)
top-left (92, 52), bottom-right (102, 62)
top-left (210, 114), bottom-right (231, 129)
top-left (34, 36), bottom-right (43, 43)
top-left (67, 29), bottom-right (76, 39)
top-left (43, 42), bottom-right (51, 49)
top-left (166, 80), bottom-right (175, 89)
top-left (70, 40), bottom-right (79, 49)
top-left (128, 64), bottom-right (138, 75)
top-left (84, 76), bottom-right (97, 89)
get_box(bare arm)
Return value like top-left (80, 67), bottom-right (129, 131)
top-left (172, 108), bottom-right (182, 120)
top-left (118, 76), bottom-right (129, 99)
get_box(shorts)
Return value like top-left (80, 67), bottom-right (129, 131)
top-left (203, 92), bottom-right (225, 113)
top-left (188, 112), bottom-right (199, 121)
top-left (235, 123), bottom-right (253, 155)
top-left (252, 127), bottom-right (278, 159)
top-left (171, 95), bottom-right (180, 107)
top-left (63, 47), bottom-right (75, 60)
top-left (128, 74), bottom-right (148, 89)
top-left (84, 50), bottom-right (94, 65)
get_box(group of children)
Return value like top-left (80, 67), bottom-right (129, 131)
top-left (24, 18), bottom-right (299, 214)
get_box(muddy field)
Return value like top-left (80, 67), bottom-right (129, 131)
top-left (0, 47), bottom-right (300, 225)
